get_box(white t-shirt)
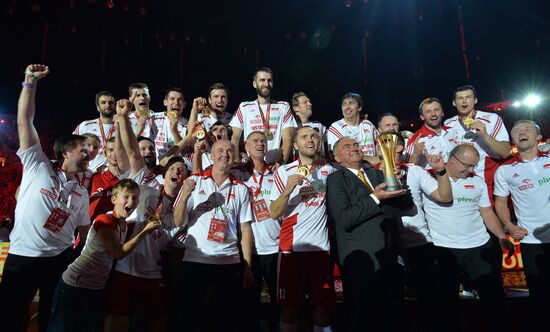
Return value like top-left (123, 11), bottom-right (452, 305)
top-left (423, 174), bottom-right (491, 249)
top-left (62, 212), bottom-right (125, 289)
top-left (230, 100), bottom-right (297, 164)
top-left (327, 118), bottom-right (378, 156)
top-left (400, 165), bottom-right (438, 248)
top-left (133, 165), bottom-right (162, 190)
top-left (176, 169), bottom-right (253, 264)
top-left (405, 124), bottom-right (456, 169)
top-left (444, 110), bottom-right (509, 182)
top-left (198, 111), bottom-right (232, 132)
top-left (151, 112), bottom-right (189, 160)
top-left (128, 110), bottom-right (156, 140)
top-left (233, 167), bottom-right (280, 255)
top-left (11, 143), bottom-right (90, 257)
top-left (270, 160), bottom-right (336, 253)
top-left (494, 153), bottom-right (550, 244)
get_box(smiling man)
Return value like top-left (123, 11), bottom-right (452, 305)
top-left (494, 120), bottom-right (550, 330)
top-left (151, 87), bottom-right (189, 160)
top-left (405, 97), bottom-right (456, 168)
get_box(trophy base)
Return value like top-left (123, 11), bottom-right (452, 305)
top-left (384, 184), bottom-right (403, 192)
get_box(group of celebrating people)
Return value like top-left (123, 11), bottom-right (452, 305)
top-left (0, 63), bottom-right (548, 332)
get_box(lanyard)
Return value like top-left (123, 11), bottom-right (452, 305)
top-left (51, 169), bottom-right (78, 208)
top-left (251, 166), bottom-right (267, 198)
top-left (154, 185), bottom-right (174, 220)
top-left (256, 100), bottom-right (271, 131)
top-left (98, 120), bottom-right (115, 148)
top-left (214, 183), bottom-right (233, 218)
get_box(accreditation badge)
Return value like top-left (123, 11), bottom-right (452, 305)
top-left (252, 198), bottom-right (270, 222)
top-left (207, 218), bottom-right (228, 243)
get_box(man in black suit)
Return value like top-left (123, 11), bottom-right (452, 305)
top-left (326, 137), bottom-right (410, 332)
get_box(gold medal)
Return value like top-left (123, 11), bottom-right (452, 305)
top-left (297, 165), bottom-right (310, 178)
top-left (147, 214), bottom-right (160, 224)
top-left (202, 105), bottom-right (211, 117)
top-left (463, 117), bottom-right (474, 128)
top-left (167, 110), bottom-right (178, 120)
top-left (196, 129), bottom-right (206, 140)
top-left (263, 129), bottom-right (273, 140)
top-left (138, 109), bottom-right (149, 119)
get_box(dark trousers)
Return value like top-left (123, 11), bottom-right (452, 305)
top-left (242, 253), bottom-right (279, 332)
top-left (171, 261), bottom-right (242, 332)
top-left (405, 243), bottom-right (439, 332)
top-left (0, 248), bottom-right (76, 332)
top-left (341, 250), bottom-right (404, 332)
top-left (434, 241), bottom-right (507, 332)
top-left (520, 242), bottom-right (550, 330)
top-left (47, 280), bottom-right (104, 332)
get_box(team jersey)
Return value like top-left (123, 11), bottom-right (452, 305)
top-left (132, 165), bottom-right (162, 190)
top-left (230, 100), bottom-right (297, 164)
top-left (62, 212), bottom-right (126, 289)
top-left (423, 174), bottom-right (491, 249)
top-left (327, 118), bottom-right (378, 156)
top-left (177, 168), bottom-right (253, 264)
top-left (128, 110), bottom-right (156, 140)
top-left (11, 143), bottom-right (90, 257)
top-left (444, 110), bottom-right (509, 189)
top-left (300, 121), bottom-right (328, 158)
top-left (197, 111), bottom-right (232, 132)
top-left (270, 160), bottom-right (336, 253)
top-left (73, 118), bottom-right (115, 152)
top-left (89, 169), bottom-right (128, 221)
top-left (400, 165), bottom-right (439, 248)
top-left (405, 124), bottom-right (456, 169)
top-left (151, 112), bottom-right (189, 160)
top-left (232, 166), bottom-right (280, 255)
top-left (494, 153), bottom-right (550, 244)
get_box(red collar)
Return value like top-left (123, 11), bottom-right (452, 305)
top-left (199, 167), bottom-right (242, 184)
top-left (508, 150), bottom-right (548, 164)
top-left (406, 124), bottom-right (450, 148)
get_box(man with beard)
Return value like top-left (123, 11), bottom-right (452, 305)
top-left (292, 92), bottom-right (328, 159)
top-left (128, 82), bottom-right (157, 140)
top-left (405, 97), bottom-right (456, 169)
top-left (270, 126), bottom-right (336, 332)
top-left (105, 97), bottom-right (191, 332)
top-left (328, 92), bottom-right (378, 160)
top-left (494, 120), bottom-right (550, 330)
top-left (172, 139), bottom-right (254, 332)
top-left (73, 90), bottom-right (116, 171)
top-left (377, 113), bottom-right (400, 134)
top-left (230, 67), bottom-right (297, 164)
top-left (188, 83), bottom-right (233, 132)
top-left (0, 64), bottom-right (91, 332)
top-left (151, 87), bottom-right (189, 160)
top-left (444, 85), bottom-right (510, 195)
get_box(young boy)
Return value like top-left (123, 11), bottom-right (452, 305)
top-left (47, 179), bottom-right (160, 332)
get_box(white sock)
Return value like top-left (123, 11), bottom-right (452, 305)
top-left (313, 325), bottom-right (332, 332)
top-left (279, 321), bottom-right (299, 332)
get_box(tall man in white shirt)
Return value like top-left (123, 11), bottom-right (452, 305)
top-left (327, 92), bottom-right (378, 162)
top-left (171, 139), bottom-right (254, 332)
top-left (270, 126), bottom-right (336, 332)
top-left (423, 144), bottom-right (514, 332)
top-left (151, 87), bottom-right (189, 159)
top-left (234, 131), bottom-right (281, 332)
top-left (494, 120), bottom-right (550, 330)
top-left (405, 97), bottom-right (456, 168)
top-left (230, 67), bottom-right (297, 164)
top-left (128, 82), bottom-right (156, 140)
top-left (444, 85), bottom-right (511, 196)
top-left (0, 64), bottom-right (91, 332)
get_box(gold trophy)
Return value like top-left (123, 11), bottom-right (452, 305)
top-left (377, 133), bottom-right (402, 191)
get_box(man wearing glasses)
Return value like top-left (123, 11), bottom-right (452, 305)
top-left (422, 144), bottom-right (514, 332)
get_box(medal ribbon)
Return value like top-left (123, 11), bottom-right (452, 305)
top-left (257, 100), bottom-right (271, 133)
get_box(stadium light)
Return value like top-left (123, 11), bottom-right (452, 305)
top-left (512, 101), bottom-right (522, 107)
top-left (523, 94), bottom-right (541, 108)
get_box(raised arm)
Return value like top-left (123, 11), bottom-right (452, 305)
top-left (117, 94), bottom-right (145, 176)
top-left (18, 64), bottom-right (50, 151)
top-left (113, 120), bottom-right (130, 174)
top-left (173, 178), bottom-right (196, 227)
top-left (472, 121), bottom-right (511, 159)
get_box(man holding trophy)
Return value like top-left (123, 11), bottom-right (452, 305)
top-left (326, 133), bottom-right (412, 332)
